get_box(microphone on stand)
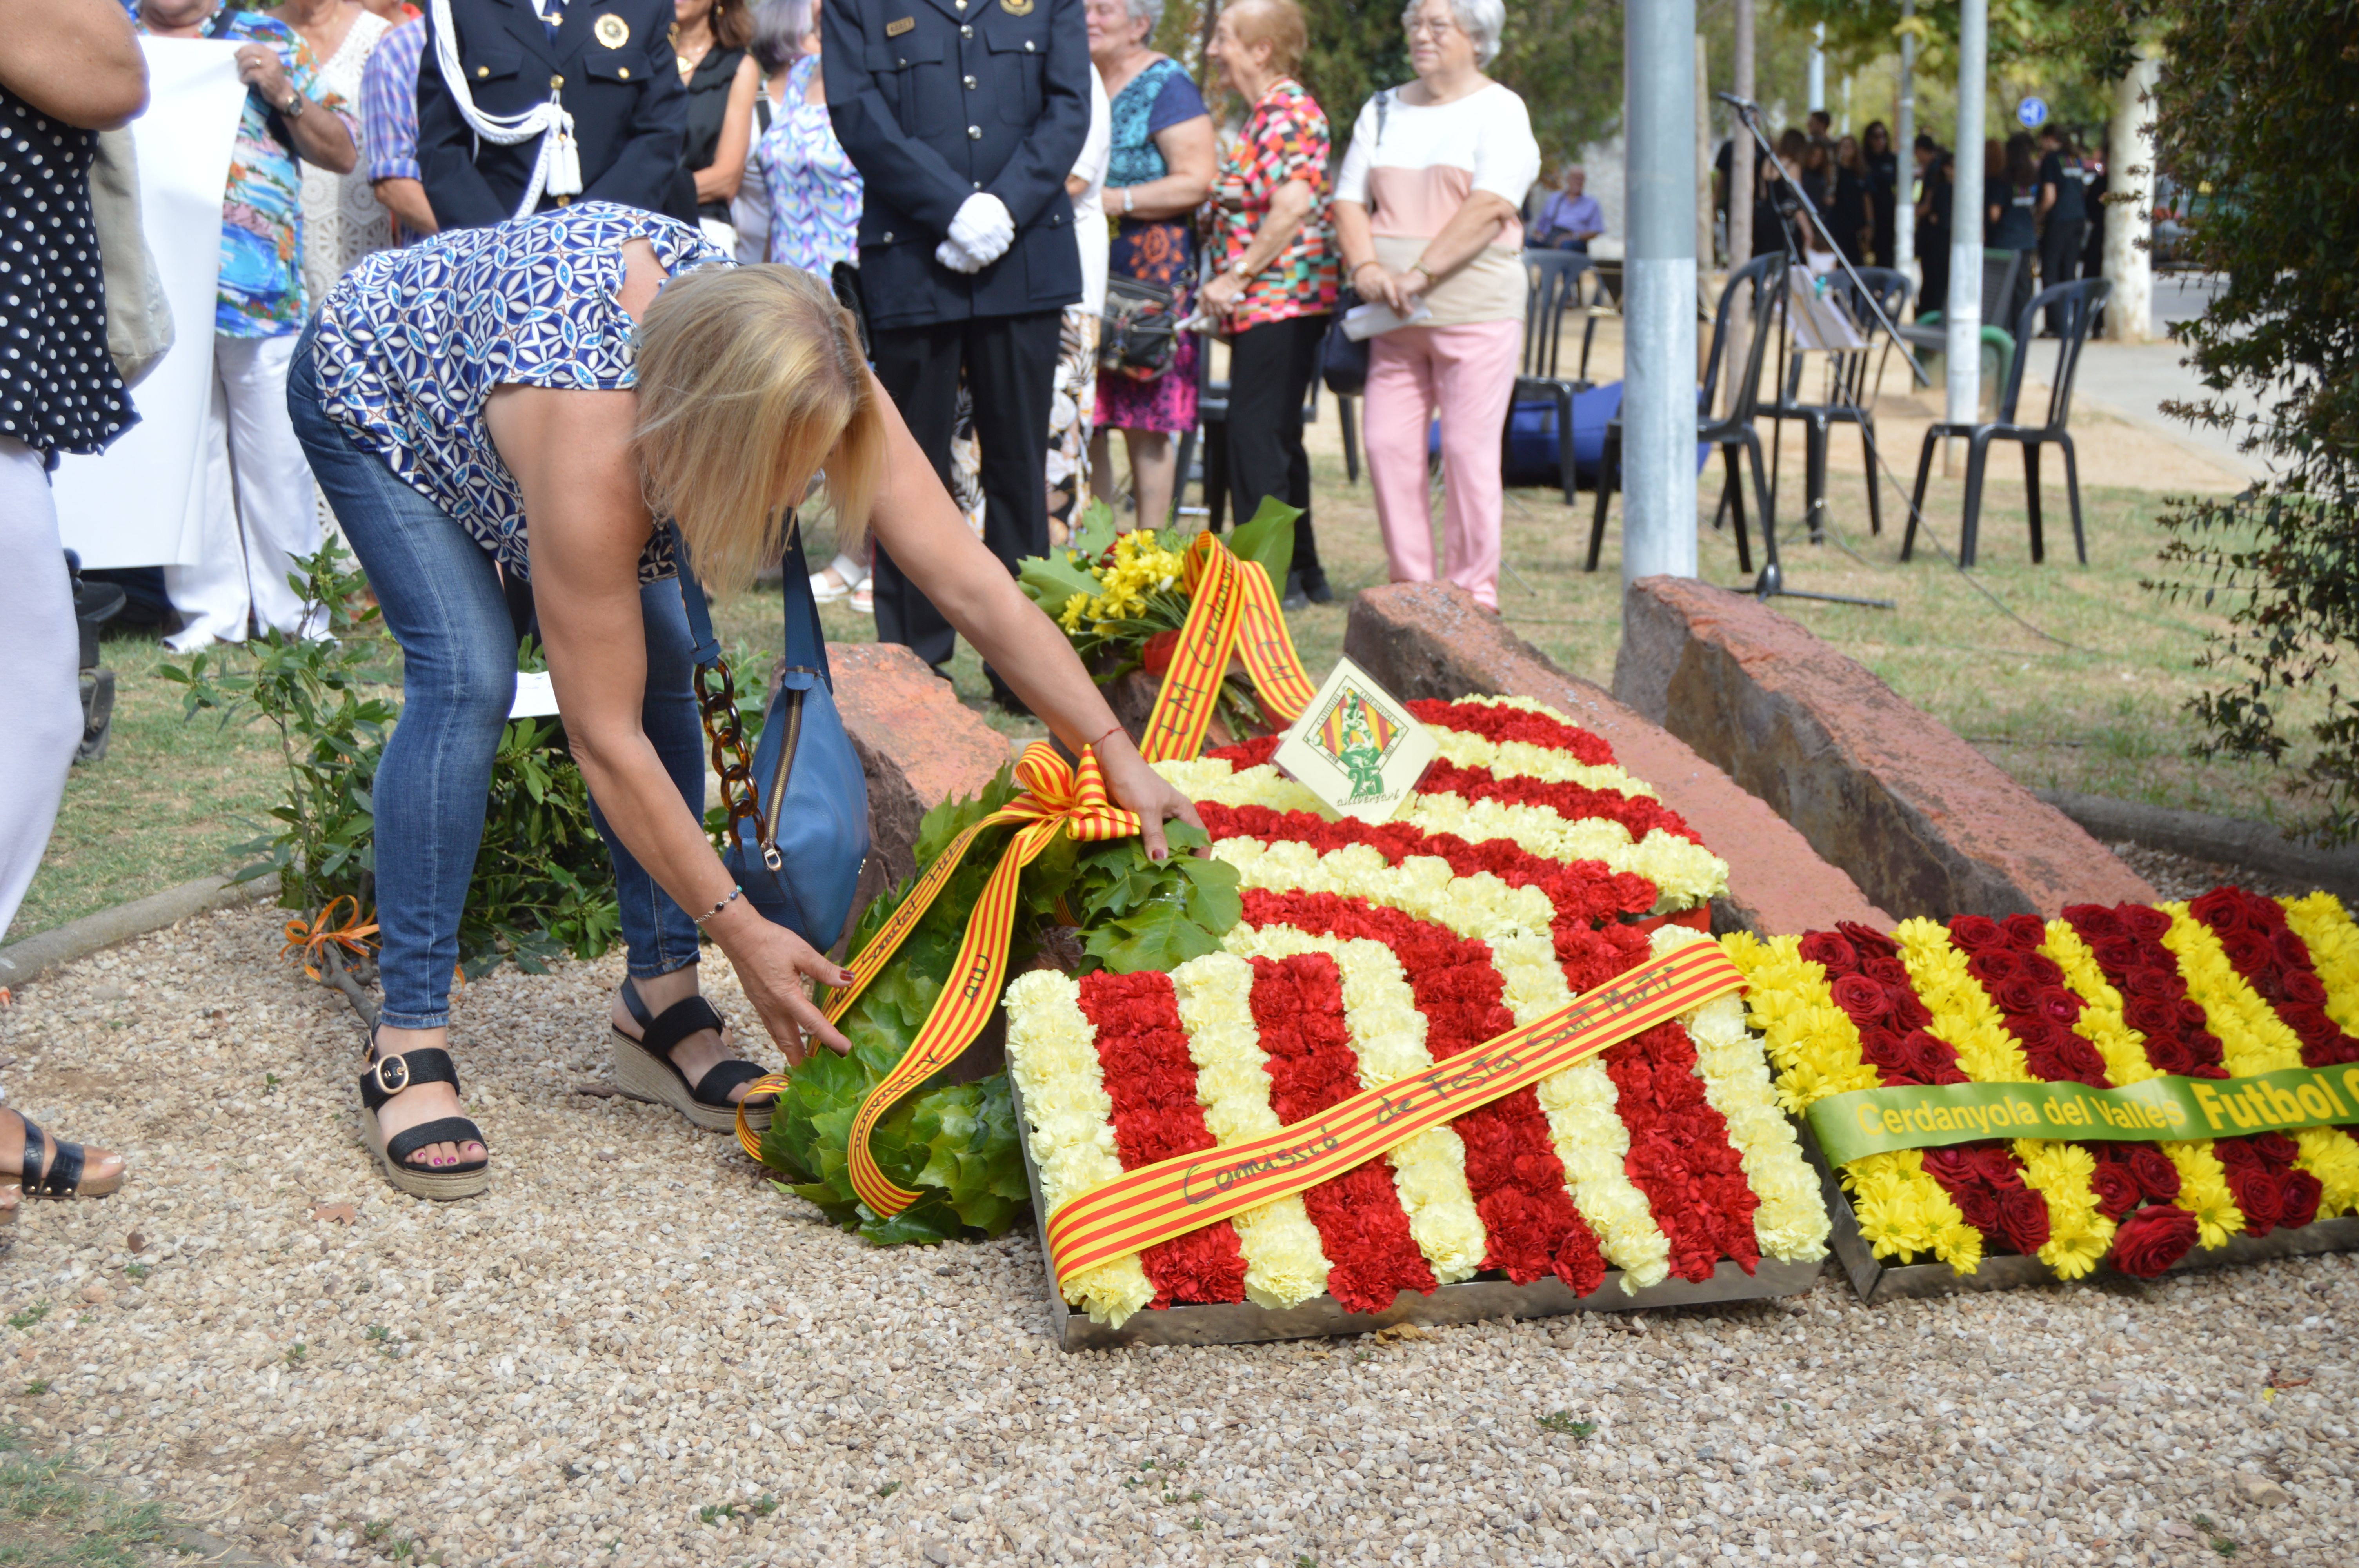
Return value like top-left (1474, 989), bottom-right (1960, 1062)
top-left (1715, 91), bottom-right (1762, 115)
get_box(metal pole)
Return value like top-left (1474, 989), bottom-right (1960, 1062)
top-left (1946, 0), bottom-right (1987, 427)
top-left (1622, 0), bottom-right (1699, 585)
top-left (1728, 0), bottom-right (1754, 270)
top-left (1894, 0), bottom-right (1915, 291)
top-left (1808, 23), bottom-right (1825, 113)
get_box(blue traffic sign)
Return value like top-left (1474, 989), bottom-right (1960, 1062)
top-left (2017, 97), bottom-right (2048, 129)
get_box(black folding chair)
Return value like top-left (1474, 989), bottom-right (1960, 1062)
top-left (1904, 276), bottom-right (2111, 567)
top-left (1508, 250), bottom-right (1595, 504)
top-left (1588, 251), bottom-right (1788, 575)
top-left (1762, 265), bottom-right (1912, 540)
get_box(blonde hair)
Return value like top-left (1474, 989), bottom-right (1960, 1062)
top-left (1227, 0), bottom-right (1307, 76)
top-left (634, 264), bottom-right (883, 593)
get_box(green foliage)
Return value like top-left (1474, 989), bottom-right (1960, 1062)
top-left (158, 542), bottom-right (622, 972)
top-left (156, 538), bottom-right (393, 914)
top-left (1224, 495), bottom-right (1299, 603)
top-left (2134, 0), bottom-right (2359, 845)
top-left (754, 767), bottom-right (1240, 1244)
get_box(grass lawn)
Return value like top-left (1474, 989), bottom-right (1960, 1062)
top-left (12, 425), bottom-right (2314, 943)
top-left (0, 1424), bottom-right (174, 1566)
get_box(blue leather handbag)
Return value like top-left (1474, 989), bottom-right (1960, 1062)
top-left (670, 518), bottom-right (870, 952)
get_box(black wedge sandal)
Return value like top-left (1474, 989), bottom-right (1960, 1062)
top-left (610, 978), bottom-right (778, 1133)
top-left (8, 1113), bottom-right (123, 1199)
top-left (358, 1038), bottom-right (490, 1201)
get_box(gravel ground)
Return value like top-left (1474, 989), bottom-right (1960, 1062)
top-left (1, 904), bottom-right (2354, 1568)
top-left (2104, 844), bottom-right (2310, 905)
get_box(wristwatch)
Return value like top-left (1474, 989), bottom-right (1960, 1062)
top-left (281, 91), bottom-right (307, 120)
top-left (1229, 257), bottom-right (1254, 280)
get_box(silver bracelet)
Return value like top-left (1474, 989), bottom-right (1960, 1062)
top-left (692, 885), bottom-right (743, 926)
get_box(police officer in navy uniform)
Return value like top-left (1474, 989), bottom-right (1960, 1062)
top-left (419, 0), bottom-right (689, 227)
top-left (824, 0), bottom-right (1089, 684)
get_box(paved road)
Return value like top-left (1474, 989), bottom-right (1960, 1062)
top-left (2072, 272), bottom-right (2270, 483)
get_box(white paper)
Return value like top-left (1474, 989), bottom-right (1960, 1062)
top-left (1341, 299), bottom-right (1434, 341)
top-left (1786, 265), bottom-right (1866, 354)
top-left (509, 670), bottom-right (562, 719)
top-left (54, 39), bottom-right (247, 569)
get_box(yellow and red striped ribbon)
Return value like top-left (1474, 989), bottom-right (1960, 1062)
top-left (733, 744), bottom-right (1145, 1210)
top-left (1041, 942), bottom-right (1745, 1289)
top-left (1137, 532), bottom-right (1318, 763)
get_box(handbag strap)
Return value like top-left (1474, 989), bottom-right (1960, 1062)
top-left (666, 513), bottom-right (835, 857)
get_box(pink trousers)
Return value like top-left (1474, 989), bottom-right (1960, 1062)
top-left (1362, 318), bottom-right (1521, 609)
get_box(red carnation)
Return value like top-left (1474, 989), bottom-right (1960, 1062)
top-left (1949, 915), bottom-right (2005, 952)
top-left (1997, 1187), bottom-right (2052, 1255)
top-left (1798, 930), bottom-right (1859, 975)
top-left (2126, 1145), bottom-right (2182, 1203)
top-left (2089, 1162), bottom-right (2143, 1220)
top-left (1829, 973), bottom-right (1890, 1023)
top-left (2110, 1204), bottom-right (2200, 1278)
top-left (2279, 1170), bottom-right (2324, 1231)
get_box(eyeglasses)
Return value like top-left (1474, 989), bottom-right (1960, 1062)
top-left (1405, 15), bottom-right (1458, 38)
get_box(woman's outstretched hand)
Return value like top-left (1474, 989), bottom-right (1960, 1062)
top-left (712, 910), bottom-right (856, 1066)
top-left (1092, 733), bottom-right (1206, 862)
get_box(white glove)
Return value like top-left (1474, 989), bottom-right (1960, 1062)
top-left (935, 236), bottom-right (985, 274)
top-left (947, 193), bottom-right (1016, 267)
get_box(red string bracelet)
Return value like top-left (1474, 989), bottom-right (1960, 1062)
top-left (1082, 723), bottom-right (1124, 753)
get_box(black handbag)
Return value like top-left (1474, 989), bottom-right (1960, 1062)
top-left (1099, 271), bottom-right (1189, 381)
top-left (1319, 283), bottom-right (1369, 396)
top-left (671, 517), bottom-right (871, 952)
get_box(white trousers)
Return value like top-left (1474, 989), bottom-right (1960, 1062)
top-left (165, 332), bottom-right (323, 649)
top-left (0, 437), bottom-right (85, 944)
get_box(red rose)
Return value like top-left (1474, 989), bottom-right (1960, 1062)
top-left (2036, 987), bottom-right (2084, 1027)
top-left (1837, 921), bottom-right (1901, 961)
top-left (2142, 1033), bottom-right (2197, 1076)
top-left (2054, 1038), bottom-right (2111, 1085)
top-left (2019, 953), bottom-right (2066, 987)
top-left (2221, 931), bottom-right (2274, 976)
top-left (2092, 937), bottom-right (2142, 972)
top-left (1921, 1146), bottom-right (1973, 1180)
top-left (1934, 1064), bottom-right (1972, 1085)
top-left (1949, 915), bottom-right (2005, 952)
top-left (1857, 1027), bottom-right (1910, 1074)
top-left (1954, 1187), bottom-right (2004, 1233)
top-left (1863, 955), bottom-right (1912, 987)
top-left (2121, 996), bottom-right (2177, 1037)
top-left (1904, 1031), bottom-right (1958, 1080)
top-left (2283, 971), bottom-right (2330, 1007)
top-left (2089, 1163), bottom-right (2142, 1219)
top-left (1829, 973), bottom-right (1890, 1023)
top-left (1997, 1187), bottom-right (2052, 1254)
top-left (2250, 1131), bottom-right (2301, 1168)
top-left (2126, 1145), bottom-right (2182, 1202)
top-left (2272, 929), bottom-right (2314, 969)
top-left (1994, 976), bottom-right (2043, 1016)
top-left (2123, 966), bottom-right (2177, 1001)
top-left (2122, 906), bottom-right (2175, 941)
top-left (2176, 999), bottom-right (2214, 1031)
top-left (2110, 1203), bottom-right (2200, 1278)
top-left (2188, 886), bottom-right (2249, 931)
top-left (1889, 993), bottom-right (1935, 1031)
top-left (1799, 930), bottom-right (1860, 975)
top-left (1141, 628), bottom-right (1181, 677)
top-left (1970, 1145), bottom-right (2023, 1185)
top-left (2233, 1170), bottom-right (2284, 1235)
top-left (2003, 913), bottom-right (2050, 949)
top-left (2066, 904), bottom-right (2122, 937)
top-left (2279, 1170), bottom-right (2324, 1231)
top-left (1967, 949), bottom-right (2021, 985)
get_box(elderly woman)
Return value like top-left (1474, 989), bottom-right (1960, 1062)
top-left (1086, 0), bottom-right (1214, 530)
top-left (1199, 0), bottom-right (1334, 604)
top-left (291, 203), bottom-right (1199, 1198)
top-left (1333, 0), bottom-right (1538, 612)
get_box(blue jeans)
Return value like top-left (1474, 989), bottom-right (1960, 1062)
top-left (287, 318), bottom-right (705, 1029)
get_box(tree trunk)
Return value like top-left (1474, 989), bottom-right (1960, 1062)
top-left (2103, 50), bottom-right (2160, 345)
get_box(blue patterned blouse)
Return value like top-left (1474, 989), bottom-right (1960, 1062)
top-left (311, 202), bottom-right (731, 582)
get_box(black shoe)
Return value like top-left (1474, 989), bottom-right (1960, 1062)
top-left (1299, 568), bottom-right (1334, 604)
top-left (1281, 571), bottom-right (1310, 611)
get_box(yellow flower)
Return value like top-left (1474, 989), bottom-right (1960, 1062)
top-left (2281, 892), bottom-right (2359, 1038)
top-left (2042, 917), bottom-right (2246, 1246)
top-left (1894, 919), bottom-right (2115, 1277)
top-left (2162, 904), bottom-right (2359, 1220)
top-left (1722, 931), bottom-right (1971, 1270)
top-left (1000, 970), bottom-right (1154, 1326)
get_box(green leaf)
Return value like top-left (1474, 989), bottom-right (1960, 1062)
top-left (1224, 494), bottom-right (1303, 601)
top-left (1069, 497), bottom-right (1120, 561)
top-left (1016, 547), bottom-right (1105, 622)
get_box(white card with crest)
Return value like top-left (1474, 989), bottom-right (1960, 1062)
top-left (1271, 657), bottom-right (1438, 823)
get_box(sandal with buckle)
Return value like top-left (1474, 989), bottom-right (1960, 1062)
top-left (610, 978), bottom-right (778, 1133)
top-left (6, 1111), bottom-right (124, 1199)
top-left (359, 1035), bottom-right (490, 1200)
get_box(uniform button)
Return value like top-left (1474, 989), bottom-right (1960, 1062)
top-left (550, 74), bottom-right (564, 88)
top-left (880, 231), bottom-right (894, 243)
top-left (476, 65), bottom-right (490, 77)
top-left (960, 24), bottom-right (973, 37)
top-left (1024, 39), bottom-right (1035, 51)
top-left (618, 65), bottom-right (631, 77)
top-left (968, 125), bottom-right (982, 139)
top-left (963, 74), bottom-right (976, 88)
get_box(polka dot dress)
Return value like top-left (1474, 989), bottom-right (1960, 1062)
top-left (0, 87), bottom-right (133, 456)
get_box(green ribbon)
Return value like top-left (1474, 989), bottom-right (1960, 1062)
top-left (1806, 1063), bottom-right (2359, 1168)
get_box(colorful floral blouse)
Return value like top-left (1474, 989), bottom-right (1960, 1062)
top-left (138, 9), bottom-right (357, 337)
top-left (311, 203), bottom-right (731, 583)
top-left (751, 54), bottom-right (861, 275)
top-left (1203, 76), bottom-right (1338, 332)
